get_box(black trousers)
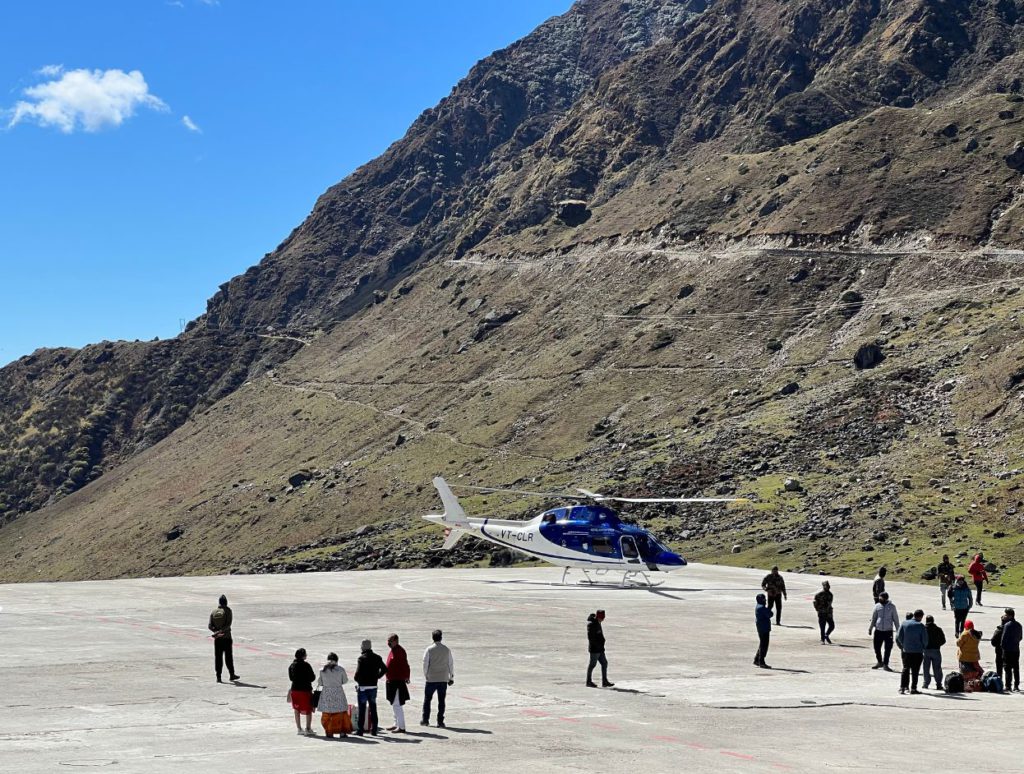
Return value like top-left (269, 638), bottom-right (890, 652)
top-left (422, 682), bottom-right (447, 724)
top-left (873, 630), bottom-right (894, 666)
top-left (975, 580), bottom-right (984, 604)
top-left (818, 612), bottom-right (835, 640)
top-left (996, 648), bottom-right (1004, 676)
top-left (901, 651), bottom-right (923, 690)
top-left (953, 609), bottom-right (968, 636)
top-left (754, 632), bottom-right (770, 664)
top-left (767, 595), bottom-right (783, 624)
top-left (1004, 650), bottom-right (1020, 690)
top-left (214, 636), bottom-right (235, 679)
top-left (587, 652), bottom-right (609, 683)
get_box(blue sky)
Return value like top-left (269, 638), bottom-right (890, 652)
top-left (0, 0), bottom-right (571, 366)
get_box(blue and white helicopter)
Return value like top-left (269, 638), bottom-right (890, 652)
top-left (423, 477), bottom-right (745, 587)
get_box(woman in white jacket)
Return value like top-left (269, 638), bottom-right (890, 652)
top-left (317, 653), bottom-right (350, 738)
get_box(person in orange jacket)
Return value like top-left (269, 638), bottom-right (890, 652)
top-left (967, 554), bottom-right (989, 606)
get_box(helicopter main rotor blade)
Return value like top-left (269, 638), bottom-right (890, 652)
top-left (601, 496), bottom-right (750, 504)
top-left (451, 483), bottom-right (587, 500)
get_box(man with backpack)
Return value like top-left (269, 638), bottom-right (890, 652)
top-left (922, 614), bottom-right (947, 691)
top-left (761, 566), bottom-right (787, 625)
top-left (868, 591), bottom-right (900, 671)
top-left (949, 575), bottom-right (973, 636)
top-left (1001, 608), bottom-right (1022, 692)
top-left (208, 594), bottom-right (239, 683)
top-left (813, 580), bottom-right (835, 644)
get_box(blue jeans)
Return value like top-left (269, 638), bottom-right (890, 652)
top-left (923, 649), bottom-right (943, 688)
top-left (422, 681), bottom-right (447, 725)
top-left (356, 687), bottom-right (378, 734)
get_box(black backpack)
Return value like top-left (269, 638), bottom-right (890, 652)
top-left (944, 671), bottom-right (965, 694)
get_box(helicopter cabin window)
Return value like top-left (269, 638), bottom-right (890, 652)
top-left (592, 536), bottom-right (615, 555)
top-left (542, 513), bottom-right (557, 525)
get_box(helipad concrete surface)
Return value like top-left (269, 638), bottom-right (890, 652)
top-left (2, 564), bottom-right (1023, 773)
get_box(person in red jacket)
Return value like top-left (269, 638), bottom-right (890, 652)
top-left (385, 633), bottom-right (411, 732)
top-left (968, 553), bottom-right (989, 606)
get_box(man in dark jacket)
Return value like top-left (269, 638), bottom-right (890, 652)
top-left (872, 566), bottom-right (887, 604)
top-left (208, 594), bottom-right (239, 683)
top-left (813, 580), bottom-right (835, 644)
top-left (1001, 608), bottom-right (1022, 692)
top-left (896, 609), bottom-right (928, 694)
top-left (754, 594), bottom-right (772, 669)
top-left (922, 614), bottom-right (946, 690)
top-left (937, 555), bottom-right (955, 611)
top-left (992, 615), bottom-right (1006, 678)
top-left (354, 639), bottom-right (388, 735)
top-left (385, 633), bottom-right (410, 732)
top-left (586, 610), bottom-right (614, 687)
top-left (761, 567), bottom-right (787, 625)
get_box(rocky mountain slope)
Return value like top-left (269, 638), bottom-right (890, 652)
top-left (2, 0), bottom-right (1024, 585)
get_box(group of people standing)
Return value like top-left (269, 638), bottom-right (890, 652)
top-left (750, 555), bottom-right (1022, 695)
top-left (285, 630), bottom-right (455, 738)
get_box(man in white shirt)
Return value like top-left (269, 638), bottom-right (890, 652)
top-left (421, 629), bottom-right (454, 728)
top-left (868, 591), bottom-right (900, 671)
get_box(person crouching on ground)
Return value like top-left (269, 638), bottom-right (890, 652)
top-left (288, 648), bottom-right (317, 736)
top-left (754, 594), bottom-right (772, 669)
top-left (385, 633), bottom-right (410, 733)
top-left (316, 652), bottom-right (349, 738)
top-left (354, 639), bottom-right (387, 736)
top-left (957, 620), bottom-right (984, 682)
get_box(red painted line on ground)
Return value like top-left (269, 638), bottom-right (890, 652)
top-left (461, 695), bottom-right (484, 703)
top-left (686, 742), bottom-right (710, 751)
top-left (239, 644), bottom-right (263, 652)
top-left (558, 717), bottom-right (581, 723)
top-left (268, 652), bottom-right (291, 658)
top-left (521, 709), bottom-right (549, 717)
top-left (720, 751), bottom-right (755, 761)
top-left (590, 722), bottom-right (620, 731)
top-left (771, 765), bottom-right (794, 771)
top-left (651, 735), bottom-right (683, 743)
top-left (147, 625), bottom-right (163, 631)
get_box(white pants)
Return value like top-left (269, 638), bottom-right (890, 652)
top-left (392, 696), bottom-right (405, 729)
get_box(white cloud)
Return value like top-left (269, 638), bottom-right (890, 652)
top-left (182, 115), bottom-right (201, 133)
top-left (7, 68), bottom-right (168, 133)
top-left (37, 64), bottom-right (64, 77)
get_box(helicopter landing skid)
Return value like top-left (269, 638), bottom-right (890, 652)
top-left (560, 567), bottom-right (662, 588)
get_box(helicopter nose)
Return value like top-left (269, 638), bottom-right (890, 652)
top-left (655, 550), bottom-right (686, 570)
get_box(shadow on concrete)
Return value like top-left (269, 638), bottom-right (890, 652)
top-left (443, 727), bottom-right (493, 735)
top-left (766, 667), bottom-right (811, 674)
top-left (229, 681), bottom-right (266, 689)
top-left (404, 730), bottom-right (447, 740)
top-left (607, 687), bottom-right (666, 697)
top-left (832, 644), bottom-right (868, 649)
top-left (776, 625), bottom-right (814, 630)
top-left (376, 736), bottom-right (422, 744)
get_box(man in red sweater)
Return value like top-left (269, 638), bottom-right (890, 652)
top-left (385, 633), bottom-right (411, 732)
top-left (968, 554), bottom-right (989, 606)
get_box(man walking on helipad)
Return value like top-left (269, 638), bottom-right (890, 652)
top-left (586, 609), bottom-right (614, 687)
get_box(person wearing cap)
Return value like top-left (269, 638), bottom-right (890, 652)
top-left (288, 648), bottom-right (316, 735)
top-left (956, 620), bottom-right (984, 683)
top-left (896, 609), bottom-right (928, 695)
top-left (208, 594), bottom-right (239, 684)
top-left (868, 591), bottom-right (900, 671)
top-left (761, 566), bottom-right (787, 625)
top-left (586, 610), bottom-right (614, 687)
top-left (922, 614), bottom-right (947, 691)
top-left (385, 633), bottom-right (410, 732)
top-left (316, 652), bottom-right (350, 738)
top-left (1001, 608), bottom-right (1022, 692)
top-left (754, 594), bottom-right (772, 668)
top-left (813, 581), bottom-right (835, 644)
top-left (422, 629), bottom-right (455, 728)
top-left (949, 574), bottom-right (973, 636)
top-left (354, 639), bottom-right (387, 736)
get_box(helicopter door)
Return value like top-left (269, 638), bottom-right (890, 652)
top-left (620, 536), bottom-right (641, 564)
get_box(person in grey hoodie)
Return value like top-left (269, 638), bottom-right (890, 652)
top-left (421, 629), bottom-right (454, 728)
top-left (922, 614), bottom-right (947, 691)
top-left (896, 609), bottom-right (928, 694)
top-left (868, 591), bottom-right (900, 671)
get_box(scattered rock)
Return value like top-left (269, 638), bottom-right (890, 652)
top-left (784, 478), bottom-right (803, 492)
top-left (165, 526), bottom-right (184, 541)
top-left (287, 470), bottom-right (313, 488)
top-left (677, 284), bottom-right (695, 299)
top-left (779, 382), bottom-right (800, 396)
top-left (998, 110), bottom-right (1016, 120)
top-left (555, 199), bottom-right (591, 226)
top-left (1006, 142), bottom-right (1024, 172)
top-left (731, 544), bottom-right (742, 553)
top-left (853, 342), bottom-right (885, 369)
top-left (787, 268), bottom-right (809, 283)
